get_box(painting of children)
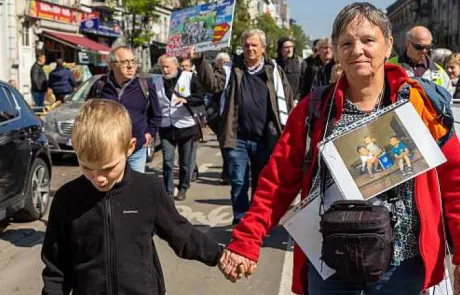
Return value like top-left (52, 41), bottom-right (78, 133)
top-left (390, 136), bottom-right (413, 176)
top-left (329, 109), bottom-right (430, 200)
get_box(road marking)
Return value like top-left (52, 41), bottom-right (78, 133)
top-left (198, 163), bottom-right (212, 173)
top-left (175, 205), bottom-right (233, 227)
top-left (278, 236), bottom-right (295, 295)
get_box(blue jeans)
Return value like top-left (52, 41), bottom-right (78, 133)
top-left (128, 147), bottom-right (147, 173)
top-left (32, 91), bottom-right (45, 107)
top-left (306, 256), bottom-right (424, 295)
top-left (161, 136), bottom-right (195, 194)
top-left (224, 138), bottom-right (271, 224)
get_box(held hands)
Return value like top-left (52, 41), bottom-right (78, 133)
top-left (218, 249), bottom-right (257, 282)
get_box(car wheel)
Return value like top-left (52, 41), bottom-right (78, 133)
top-left (146, 141), bottom-right (155, 163)
top-left (14, 158), bottom-right (51, 221)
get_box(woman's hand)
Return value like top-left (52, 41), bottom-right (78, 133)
top-left (218, 249), bottom-right (257, 282)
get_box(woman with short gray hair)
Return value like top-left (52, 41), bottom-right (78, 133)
top-left (220, 3), bottom-right (460, 295)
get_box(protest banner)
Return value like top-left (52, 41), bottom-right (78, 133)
top-left (166, 0), bottom-right (235, 56)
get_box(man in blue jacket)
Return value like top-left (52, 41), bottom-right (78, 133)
top-left (88, 46), bottom-right (162, 173)
top-left (48, 57), bottom-right (77, 102)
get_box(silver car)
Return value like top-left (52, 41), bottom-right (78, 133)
top-left (42, 74), bottom-right (160, 162)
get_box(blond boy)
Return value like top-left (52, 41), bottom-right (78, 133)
top-left (41, 99), bottom-right (223, 295)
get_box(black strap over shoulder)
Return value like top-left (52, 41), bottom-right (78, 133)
top-left (138, 77), bottom-right (151, 115)
top-left (302, 84), bottom-right (334, 171)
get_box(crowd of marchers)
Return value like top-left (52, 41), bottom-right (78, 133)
top-left (33, 2), bottom-right (460, 295)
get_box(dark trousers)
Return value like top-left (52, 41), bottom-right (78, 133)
top-left (224, 138), bottom-right (271, 224)
top-left (305, 256), bottom-right (424, 295)
top-left (220, 145), bottom-right (229, 178)
top-left (161, 135), bottom-right (196, 194)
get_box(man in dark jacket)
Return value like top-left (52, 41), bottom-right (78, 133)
top-left (30, 52), bottom-right (48, 107)
top-left (193, 28), bottom-right (294, 225)
top-left (88, 46), bottom-right (162, 173)
top-left (48, 57), bottom-right (77, 102)
top-left (276, 37), bottom-right (302, 100)
top-left (299, 37), bottom-right (334, 99)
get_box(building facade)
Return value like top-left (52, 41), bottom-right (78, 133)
top-left (0, 0), bottom-right (18, 85)
top-left (387, 0), bottom-right (460, 54)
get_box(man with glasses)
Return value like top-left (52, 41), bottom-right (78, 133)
top-left (389, 26), bottom-right (451, 92)
top-left (88, 46), bottom-right (162, 173)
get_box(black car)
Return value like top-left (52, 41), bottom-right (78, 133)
top-left (0, 81), bottom-right (52, 221)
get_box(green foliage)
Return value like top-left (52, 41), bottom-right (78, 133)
top-left (254, 14), bottom-right (289, 58)
top-left (290, 23), bottom-right (309, 58)
top-left (123, 0), bottom-right (161, 48)
top-left (230, 0), bottom-right (251, 53)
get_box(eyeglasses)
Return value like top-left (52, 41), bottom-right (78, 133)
top-left (410, 42), bottom-right (433, 51)
top-left (113, 59), bottom-right (139, 67)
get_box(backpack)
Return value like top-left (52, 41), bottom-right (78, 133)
top-left (92, 75), bottom-right (151, 115)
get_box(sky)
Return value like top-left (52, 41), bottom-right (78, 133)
top-left (289, 0), bottom-right (396, 40)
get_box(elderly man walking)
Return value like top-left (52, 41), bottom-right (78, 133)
top-left (154, 55), bottom-right (204, 201)
top-left (193, 28), bottom-right (294, 225)
top-left (88, 46), bottom-right (162, 173)
top-left (389, 26), bottom-right (451, 92)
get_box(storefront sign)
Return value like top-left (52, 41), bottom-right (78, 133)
top-left (28, 0), bottom-right (82, 25)
top-left (80, 14), bottom-right (121, 38)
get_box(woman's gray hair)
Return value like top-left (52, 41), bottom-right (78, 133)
top-left (431, 48), bottom-right (453, 67)
top-left (331, 2), bottom-right (392, 46)
top-left (108, 45), bottom-right (133, 63)
top-left (157, 54), bottom-right (179, 65)
top-left (241, 28), bottom-right (267, 47)
top-left (215, 52), bottom-right (231, 63)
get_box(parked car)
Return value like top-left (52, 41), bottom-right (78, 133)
top-left (42, 74), bottom-right (161, 162)
top-left (0, 80), bottom-right (52, 221)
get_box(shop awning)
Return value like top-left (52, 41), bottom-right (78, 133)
top-left (43, 30), bottom-right (111, 55)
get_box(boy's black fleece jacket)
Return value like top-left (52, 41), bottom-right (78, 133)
top-left (41, 167), bottom-right (223, 295)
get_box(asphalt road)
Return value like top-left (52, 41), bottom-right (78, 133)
top-left (0, 132), bottom-right (294, 295)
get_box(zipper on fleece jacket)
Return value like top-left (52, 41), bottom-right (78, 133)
top-left (105, 192), bottom-right (118, 295)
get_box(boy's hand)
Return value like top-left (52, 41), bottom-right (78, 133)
top-left (218, 249), bottom-right (257, 282)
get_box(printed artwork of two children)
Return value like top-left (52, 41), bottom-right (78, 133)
top-left (356, 135), bottom-right (413, 178)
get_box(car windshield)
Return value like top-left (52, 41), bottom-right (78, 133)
top-left (69, 78), bottom-right (93, 102)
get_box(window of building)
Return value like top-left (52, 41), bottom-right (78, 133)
top-left (0, 87), bottom-right (19, 123)
top-left (22, 22), bottom-right (30, 47)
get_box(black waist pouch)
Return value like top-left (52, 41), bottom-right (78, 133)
top-left (320, 200), bottom-right (394, 283)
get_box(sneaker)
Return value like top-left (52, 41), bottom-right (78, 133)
top-left (368, 174), bottom-right (375, 178)
top-left (174, 191), bottom-right (186, 201)
top-left (407, 167), bottom-right (414, 174)
top-left (401, 170), bottom-right (408, 177)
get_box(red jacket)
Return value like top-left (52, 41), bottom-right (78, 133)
top-left (227, 64), bottom-right (460, 294)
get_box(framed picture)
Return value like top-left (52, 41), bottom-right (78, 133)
top-left (319, 101), bottom-right (446, 201)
